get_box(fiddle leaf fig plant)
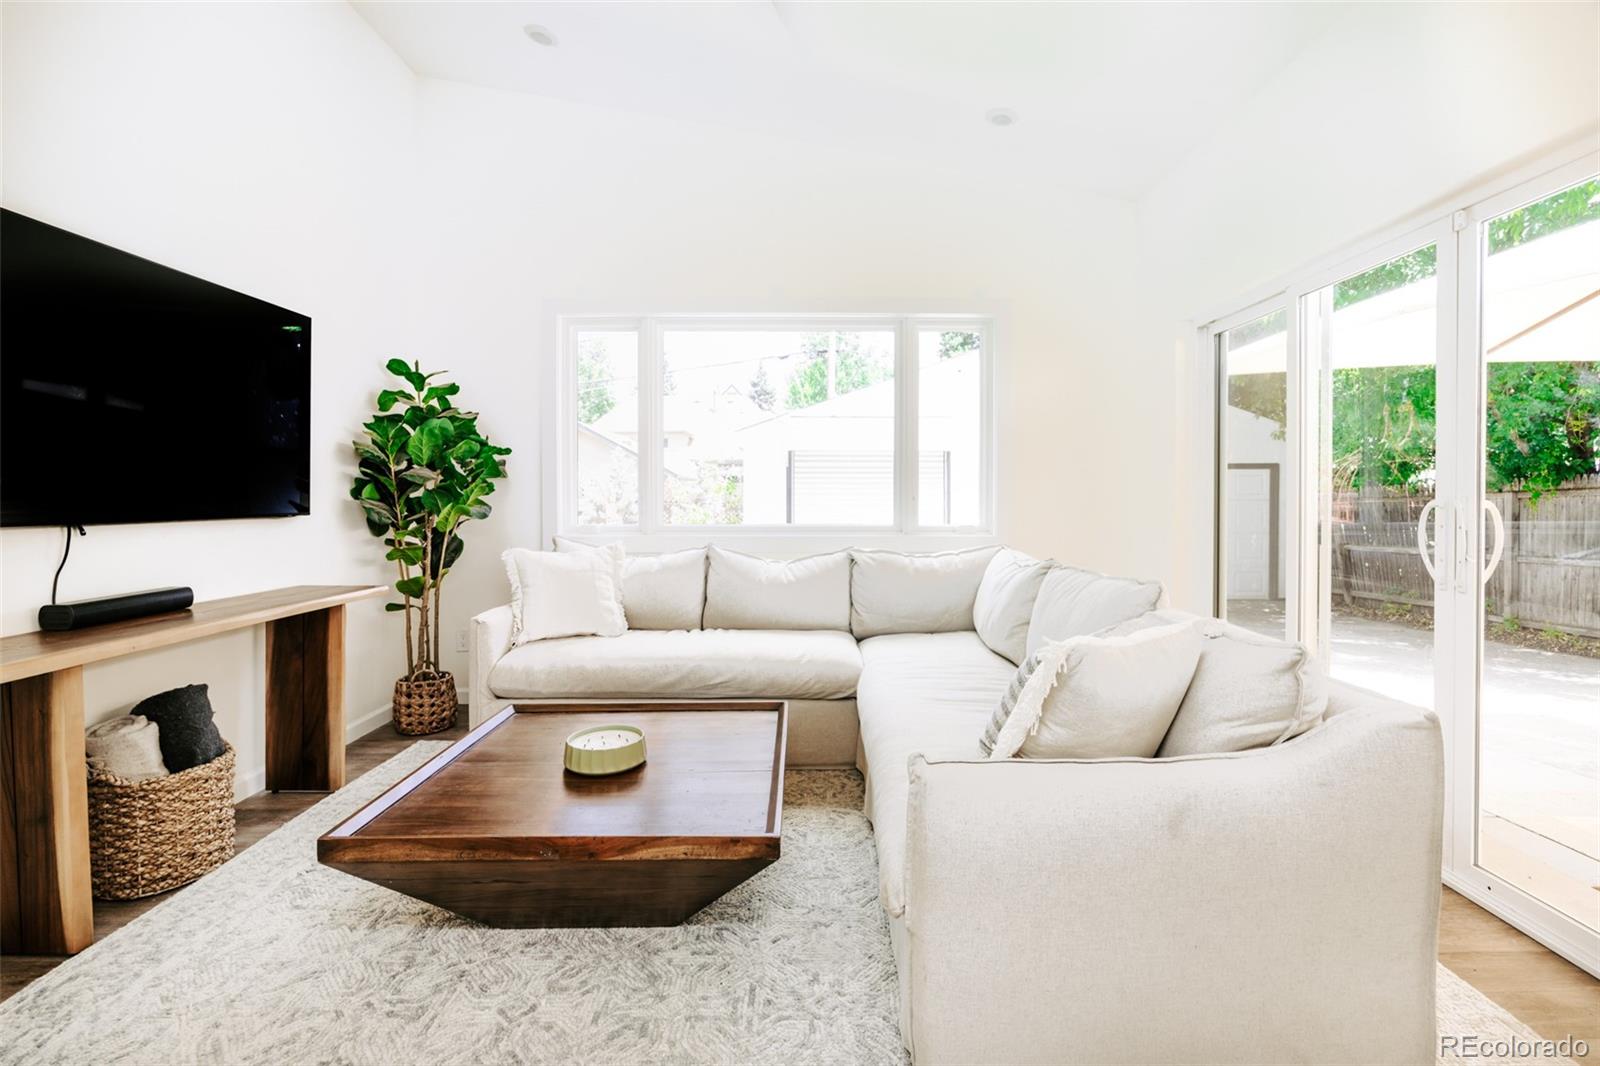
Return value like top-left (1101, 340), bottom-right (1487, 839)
top-left (351, 359), bottom-right (510, 680)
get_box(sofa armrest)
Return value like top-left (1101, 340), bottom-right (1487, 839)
top-left (901, 700), bottom-right (1442, 1065)
top-left (468, 605), bottom-right (515, 727)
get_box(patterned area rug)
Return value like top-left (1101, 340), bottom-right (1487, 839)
top-left (0, 745), bottom-right (1573, 1065)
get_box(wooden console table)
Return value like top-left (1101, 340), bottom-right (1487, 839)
top-left (0, 584), bottom-right (384, 955)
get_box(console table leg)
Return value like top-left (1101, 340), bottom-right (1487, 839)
top-left (1, 667), bottom-right (93, 955)
top-left (265, 605), bottom-right (346, 792)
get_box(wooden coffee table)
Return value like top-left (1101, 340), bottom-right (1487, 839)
top-left (317, 701), bottom-right (787, 927)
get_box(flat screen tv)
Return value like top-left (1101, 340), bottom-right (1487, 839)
top-left (1, 209), bottom-right (311, 527)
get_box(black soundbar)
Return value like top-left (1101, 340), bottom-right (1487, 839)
top-left (38, 587), bottom-right (194, 631)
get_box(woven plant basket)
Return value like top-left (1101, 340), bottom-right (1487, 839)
top-left (88, 743), bottom-right (236, 901)
top-left (393, 671), bottom-right (457, 735)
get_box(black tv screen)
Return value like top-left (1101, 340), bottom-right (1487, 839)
top-left (1, 209), bottom-right (311, 527)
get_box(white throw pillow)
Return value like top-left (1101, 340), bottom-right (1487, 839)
top-left (702, 546), bottom-right (850, 630)
top-left (988, 622), bottom-right (1203, 760)
top-left (502, 548), bottom-right (626, 645)
top-left (848, 546), bottom-right (999, 638)
top-left (1102, 609), bottom-right (1329, 756)
top-left (555, 537), bottom-right (706, 630)
top-left (1025, 565), bottom-right (1165, 659)
top-left (972, 548), bottom-right (1052, 664)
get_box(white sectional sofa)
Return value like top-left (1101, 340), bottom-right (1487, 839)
top-left (471, 544), bottom-right (1443, 1065)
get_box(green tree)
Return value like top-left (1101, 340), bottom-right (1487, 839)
top-left (748, 364), bottom-right (776, 412)
top-left (938, 331), bottom-right (979, 359)
top-left (1330, 366), bottom-right (1437, 494)
top-left (1228, 372), bottom-right (1287, 438)
top-left (786, 332), bottom-right (892, 409)
top-left (576, 338), bottom-right (616, 425)
top-left (1485, 361), bottom-right (1600, 497)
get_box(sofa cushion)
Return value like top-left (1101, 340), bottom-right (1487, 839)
top-left (502, 548), bottom-right (626, 645)
top-left (1104, 609), bottom-right (1329, 756)
top-left (849, 546), bottom-right (999, 638)
top-left (556, 538), bottom-right (706, 630)
top-left (856, 631), bottom-right (1016, 917)
top-left (972, 548), bottom-right (1051, 664)
top-left (1025, 565), bottom-right (1164, 658)
top-left (488, 628), bottom-right (862, 701)
top-left (702, 547), bottom-right (850, 630)
top-left (988, 622), bottom-right (1204, 760)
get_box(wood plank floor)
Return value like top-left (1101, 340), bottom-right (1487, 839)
top-left (4, 717), bottom-right (1597, 1053)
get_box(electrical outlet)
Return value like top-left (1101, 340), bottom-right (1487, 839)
top-left (455, 628), bottom-right (469, 653)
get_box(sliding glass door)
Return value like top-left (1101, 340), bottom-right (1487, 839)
top-left (1212, 153), bottom-right (1600, 972)
top-left (1307, 242), bottom-right (1443, 715)
top-left (1468, 174), bottom-right (1600, 942)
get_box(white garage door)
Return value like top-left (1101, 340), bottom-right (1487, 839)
top-left (1225, 465), bottom-right (1274, 599)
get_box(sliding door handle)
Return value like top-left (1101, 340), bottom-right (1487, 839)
top-left (1416, 499), bottom-right (1440, 582)
top-left (1483, 499), bottom-right (1506, 583)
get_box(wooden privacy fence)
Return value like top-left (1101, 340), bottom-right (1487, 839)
top-left (1331, 477), bottom-right (1600, 637)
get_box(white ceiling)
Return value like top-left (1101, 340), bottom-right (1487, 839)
top-left (353, 1), bottom-right (1340, 196)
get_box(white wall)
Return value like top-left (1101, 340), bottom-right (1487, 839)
top-left (1138, 1), bottom-right (1600, 612)
top-left (409, 78), bottom-right (1150, 682)
top-left (1, 2), bottom-right (419, 796)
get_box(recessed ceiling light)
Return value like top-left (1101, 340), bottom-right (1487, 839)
top-left (986, 109), bottom-right (1018, 128)
top-left (523, 24), bottom-right (557, 47)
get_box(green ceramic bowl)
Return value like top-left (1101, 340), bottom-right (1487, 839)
top-left (563, 724), bottom-right (647, 776)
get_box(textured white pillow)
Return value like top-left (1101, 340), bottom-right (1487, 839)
top-left (988, 622), bottom-right (1203, 760)
top-left (555, 538), bottom-right (706, 630)
top-left (702, 547), bottom-right (850, 630)
top-left (1102, 609), bottom-right (1329, 756)
top-left (848, 546), bottom-right (999, 638)
top-left (1025, 565), bottom-right (1165, 659)
top-left (502, 548), bottom-right (626, 645)
top-left (972, 548), bottom-right (1052, 664)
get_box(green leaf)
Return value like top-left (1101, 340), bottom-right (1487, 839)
top-left (385, 357), bottom-right (412, 378)
top-left (360, 482), bottom-right (382, 501)
top-left (384, 602), bottom-right (410, 612)
top-left (406, 417), bottom-right (455, 466)
top-left (424, 383), bottom-right (461, 404)
top-left (376, 389), bottom-right (404, 412)
top-left (395, 576), bottom-right (426, 599)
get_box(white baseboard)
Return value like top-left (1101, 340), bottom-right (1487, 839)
top-left (234, 766), bottom-right (266, 803)
top-left (343, 689), bottom-right (465, 743)
top-left (345, 700), bottom-right (396, 744)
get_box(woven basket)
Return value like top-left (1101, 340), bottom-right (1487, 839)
top-left (88, 743), bottom-right (236, 900)
top-left (393, 671), bottom-right (457, 735)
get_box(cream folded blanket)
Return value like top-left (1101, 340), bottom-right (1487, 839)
top-left (85, 715), bottom-right (169, 781)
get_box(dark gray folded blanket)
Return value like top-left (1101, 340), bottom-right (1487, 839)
top-left (131, 684), bottom-right (226, 772)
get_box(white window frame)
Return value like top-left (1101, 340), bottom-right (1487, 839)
top-left (546, 312), bottom-right (996, 550)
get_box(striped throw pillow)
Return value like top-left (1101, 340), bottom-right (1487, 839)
top-left (979, 650), bottom-right (1046, 756)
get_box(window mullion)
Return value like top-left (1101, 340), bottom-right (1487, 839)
top-left (896, 319), bottom-right (918, 533)
top-left (638, 318), bottom-right (662, 534)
